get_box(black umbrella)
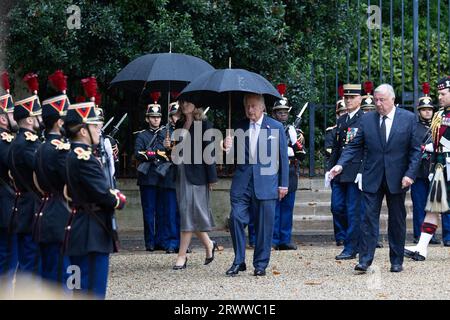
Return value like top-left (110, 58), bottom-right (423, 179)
top-left (178, 68), bottom-right (282, 128)
top-left (109, 52), bottom-right (214, 93)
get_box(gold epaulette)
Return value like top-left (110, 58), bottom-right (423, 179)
top-left (51, 139), bottom-right (70, 151)
top-left (1, 132), bottom-right (13, 143)
top-left (24, 131), bottom-right (38, 142)
top-left (157, 150), bottom-right (169, 161)
top-left (74, 147), bottom-right (92, 161)
top-left (431, 109), bottom-right (445, 144)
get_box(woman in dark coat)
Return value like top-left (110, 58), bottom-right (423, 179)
top-left (167, 99), bottom-right (218, 269)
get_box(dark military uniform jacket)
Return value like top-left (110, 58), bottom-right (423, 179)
top-left (7, 128), bottom-right (42, 234)
top-left (416, 119), bottom-right (432, 179)
top-left (174, 119), bottom-right (218, 186)
top-left (328, 109), bottom-right (365, 183)
top-left (0, 128), bottom-right (15, 229)
top-left (134, 127), bottom-right (167, 187)
top-left (33, 133), bottom-right (71, 243)
top-left (64, 143), bottom-right (119, 256)
top-left (284, 124), bottom-right (306, 193)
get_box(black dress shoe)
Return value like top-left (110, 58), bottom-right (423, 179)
top-left (204, 241), bottom-right (218, 265)
top-left (335, 252), bottom-right (357, 260)
top-left (376, 242), bottom-right (384, 248)
top-left (172, 257), bottom-right (188, 270)
top-left (225, 263), bottom-right (246, 276)
top-left (146, 246), bottom-right (155, 252)
top-left (336, 240), bottom-right (344, 246)
top-left (413, 237), bottom-right (419, 244)
top-left (253, 269), bottom-right (266, 276)
top-left (390, 264), bottom-right (403, 273)
top-left (277, 243), bottom-right (297, 250)
top-left (404, 248), bottom-right (426, 261)
top-left (354, 263), bottom-right (369, 273)
top-left (166, 248), bottom-right (176, 254)
top-left (444, 241), bottom-right (450, 247)
top-left (154, 245), bottom-right (165, 251)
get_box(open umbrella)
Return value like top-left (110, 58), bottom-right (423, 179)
top-left (178, 68), bottom-right (282, 128)
top-left (110, 52), bottom-right (214, 93)
top-left (110, 51), bottom-right (214, 125)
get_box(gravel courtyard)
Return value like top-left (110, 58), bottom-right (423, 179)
top-left (107, 241), bottom-right (450, 300)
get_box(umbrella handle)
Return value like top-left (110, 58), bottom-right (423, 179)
top-left (228, 92), bottom-right (231, 129)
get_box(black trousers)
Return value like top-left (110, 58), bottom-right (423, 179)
top-left (360, 177), bottom-right (407, 266)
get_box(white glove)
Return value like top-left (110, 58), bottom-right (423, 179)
top-left (324, 171), bottom-right (331, 188)
top-left (287, 146), bottom-right (294, 157)
top-left (288, 126), bottom-right (297, 145)
top-left (428, 173), bottom-right (434, 182)
top-left (354, 173), bottom-right (362, 191)
top-left (424, 143), bottom-right (434, 152)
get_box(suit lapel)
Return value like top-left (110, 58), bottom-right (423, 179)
top-left (375, 112), bottom-right (385, 148)
top-left (386, 108), bottom-right (400, 147)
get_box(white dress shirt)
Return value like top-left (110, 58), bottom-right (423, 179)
top-left (347, 107), bottom-right (360, 120)
top-left (249, 114), bottom-right (264, 158)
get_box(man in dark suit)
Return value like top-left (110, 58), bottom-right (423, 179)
top-left (329, 84), bottom-right (421, 273)
top-left (223, 93), bottom-right (289, 276)
top-left (328, 84), bottom-right (364, 260)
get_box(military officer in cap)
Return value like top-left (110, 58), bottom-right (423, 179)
top-left (270, 86), bottom-right (306, 250)
top-left (405, 77), bottom-right (450, 261)
top-left (0, 73), bottom-right (19, 294)
top-left (327, 87), bottom-right (348, 246)
top-left (32, 70), bottom-right (71, 285)
top-left (63, 102), bottom-right (126, 299)
top-left (328, 83), bottom-right (364, 260)
top-left (160, 102), bottom-right (181, 253)
top-left (8, 73), bottom-right (43, 281)
top-left (134, 96), bottom-right (167, 252)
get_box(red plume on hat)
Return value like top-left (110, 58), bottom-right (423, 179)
top-left (23, 72), bottom-right (39, 94)
top-left (48, 70), bottom-right (67, 94)
top-left (277, 83), bottom-right (287, 97)
top-left (338, 83), bottom-right (344, 99)
top-left (422, 82), bottom-right (430, 96)
top-left (363, 81), bottom-right (374, 95)
top-left (81, 76), bottom-right (98, 101)
top-left (1, 72), bottom-right (10, 93)
top-left (150, 91), bottom-right (161, 104)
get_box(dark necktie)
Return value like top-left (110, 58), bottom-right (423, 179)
top-left (380, 115), bottom-right (387, 146)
